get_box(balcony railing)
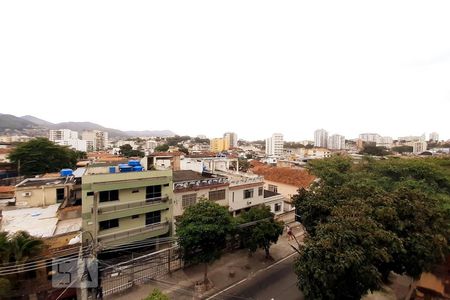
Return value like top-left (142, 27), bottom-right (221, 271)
top-left (98, 221), bottom-right (170, 243)
top-left (229, 176), bottom-right (264, 187)
top-left (97, 196), bottom-right (169, 214)
top-left (174, 177), bottom-right (229, 191)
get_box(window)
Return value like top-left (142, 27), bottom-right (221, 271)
top-left (56, 188), bottom-right (65, 203)
top-left (244, 189), bottom-right (254, 199)
top-left (182, 193), bottom-right (197, 209)
top-left (87, 192), bottom-right (94, 196)
top-left (209, 189), bottom-right (225, 201)
top-left (99, 219), bottom-right (119, 230)
top-left (99, 190), bottom-right (119, 202)
top-left (132, 189), bottom-right (139, 193)
top-left (274, 203), bottom-right (282, 212)
top-left (146, 211), bottom-right (161, 225)
top-left (146, 185), bottom-right (162, 199)
top-left (268, 184), bottom-right (278, 193)
top-left (258, 187), bottom-right (263, 196)
top-left (132, 215), bottom-right (139, 219)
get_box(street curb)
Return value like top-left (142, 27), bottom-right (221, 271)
top-left (203, 251), bottom-right (298, 300)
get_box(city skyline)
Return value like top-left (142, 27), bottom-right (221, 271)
top-left (1, 1), bottom-right (450, 141)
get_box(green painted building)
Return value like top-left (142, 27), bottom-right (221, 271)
top-left (81, 169), bottom-right (173, 248)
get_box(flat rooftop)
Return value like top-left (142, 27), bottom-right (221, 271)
top-left (173, 170), bottom-right (225, 182)
top-left (1, 204), bottom-right (81, 238)
top-left (16, 176), bottom-right (76, 188)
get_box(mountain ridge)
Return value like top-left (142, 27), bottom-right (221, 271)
top-left (0, 114), bottom-right (175, 138)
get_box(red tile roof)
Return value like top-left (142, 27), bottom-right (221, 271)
top-left (250, 160), bottom-right (315, 188)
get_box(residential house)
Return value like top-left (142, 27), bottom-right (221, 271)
top-left (81, 164), bottom-right (173, 248)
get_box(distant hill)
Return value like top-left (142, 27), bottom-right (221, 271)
top-left (0, 113), bottom-right (38, 130)
top-left (125, 130), bottom-right (176, 137)
top-left (21, 115), bottom-right (55, 127)
top-left (0, 114), bottom-right (175, 138)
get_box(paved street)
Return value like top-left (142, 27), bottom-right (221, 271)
top-left (209, 254), bottom-right (304, 300)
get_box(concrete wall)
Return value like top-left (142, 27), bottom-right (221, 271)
top-left (15, 185), bottom-right (65, 207)
top-left (173, 186), bottom-right (230, 217)
top-left (263, 179), bottom-right (299, 200)
top-left (229, 183), bottom-right (265, 212)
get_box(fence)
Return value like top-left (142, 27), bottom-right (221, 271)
top-left (100, 246), bottom-right (183, 297)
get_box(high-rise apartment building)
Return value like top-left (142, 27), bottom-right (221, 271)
top-left (49, 129), bottom-right (79, 142)
top-left (314, 129), bottom-right (328, 148)
top-left (82, 130), bottom-right (109, 151)
top-left (359, 133), bottom-right (381, 143)
top-left (265, 133), bottom-right (284, 156)
top-left (328, 134), bottom-right (345, 150)
top-left (223, 132), bottom-right (238, 149)
top-left (429, 132), bottom-right (439, 142)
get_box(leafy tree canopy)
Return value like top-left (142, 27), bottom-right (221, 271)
top-left (143, 288), bottom-right (170, 300)
top-left (176, 200), bottom-right (235, 283)
top-left (119, 144), bottom-right (144, 157)
top-left (293, 156), bottom-right (450, 299)
top-left (238, 206), bottom-right (283, 258)
top-left (391, 145), bottom-right (413, 153)
top-left (8, 138), bottom-right (77, 175)
top-left (359, 144), bottom-right (391, 156)
top-left (154, 144), bottom-right (169, 152)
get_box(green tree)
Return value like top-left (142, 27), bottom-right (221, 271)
top-left (293, 157), bottom-right (450, 299)
top-left (119, 144), bottom-right (144, 157)
top-left (9, 231), bottom-right (45, 264)
top-left (178, 146), bottom-right (189, 155)
top-left (391, 145), bottom-right (413, 153)
top-left (154, 144), bottom-right (169, 152)
top-left (176, 201), bottom-right (235, 284)
top-left (8, 138), bottom-right (77, 176)
top-left (359, 144), bottom-right (390, 156)
top-left (74, 150), bottom-right (87, 160)
top-left (238, 206), bottom-right (283, 259)
top-left (238, 157), bottom-right (251, 172)
top-left (143, 288), bottom-right (170, 300)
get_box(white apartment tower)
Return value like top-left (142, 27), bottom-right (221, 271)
top-left (49, 129), bottom-right (79, 142)
top-left (314, 129), bottom-right (328, 148)
top-left (81, 130), bottom-right (109, 151)
top-left (265, 133), bottom-right (284, 156)
top-left (328, 134), bottom-right (345, 150)
top-left (412, 141), bottom-right (428, 154)
top-left (223, 132), bottom-right (238, 149)
top-left (429, 132), bottom-right (439, 142)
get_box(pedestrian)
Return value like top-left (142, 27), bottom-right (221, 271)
top-left (286, 225), bottom-right (293, 241)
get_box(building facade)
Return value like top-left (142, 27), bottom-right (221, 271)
top-left (266, 133), bottom-right (284, 156)
top-left (314, 129), bottom-right (328, 148)
top-left (81, 168), bottom-right (173, 247)
top-left (82, 130), bottom-right (109, 151)
top-left (328, 134), bottom-right (345, 150)
top-left (49, 129), bottom-right (79, 142)
top-left (412, 141), bottom-right (428, 154)
top-left (223, 132), bottom-right (238, 149)
top-left (429, 132), bottom-right (439, 142)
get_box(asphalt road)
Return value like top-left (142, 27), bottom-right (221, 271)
top-left (210, 254), bottom-right (304, 300)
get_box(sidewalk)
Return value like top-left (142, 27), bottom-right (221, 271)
top-left (109, 220), bottom-right (305, 300)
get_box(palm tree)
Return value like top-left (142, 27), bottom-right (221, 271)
top-left (0, 232), bottom-right (10, 264)
top-left (9, 231), bottom-right (44, 264)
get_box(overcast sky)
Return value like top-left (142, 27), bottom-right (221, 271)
top-left (1, 1), bottom-right (449, 141)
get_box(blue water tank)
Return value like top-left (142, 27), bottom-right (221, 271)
top-left (128, 160), bottom-right (140, 167)
top-left (119, 165), bottom-right (133, 172)
top-left (132, 166), bottom-right (144, 172)
top-left (109, 166), bottom-right (116, 173)
top-left (60, 169), bottom-right (73, 177)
